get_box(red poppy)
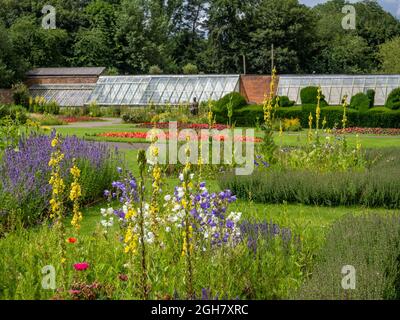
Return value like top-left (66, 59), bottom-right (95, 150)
top-left (67, 237), bottom-right (77, 244)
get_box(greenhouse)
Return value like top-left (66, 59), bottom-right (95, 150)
top-left (29, 84), bottom-right (96, 107)
top-left (278, 75), bottom-right (400, 105)
top-left (86, 75), bottom-right (240, 106)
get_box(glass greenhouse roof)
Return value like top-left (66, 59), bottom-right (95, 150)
top-left (29, 84), bottom-right (96, 107)
top-left (277, 75), bottom-right (400, 106)
top-left (86, 75), bottom-right (240, 106)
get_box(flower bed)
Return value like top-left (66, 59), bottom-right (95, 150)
top-left (97, 131), bottom-right (262, 143)
top-left (59, 116), bottom-right (104, 123)
top-left (135, 122), bottom-right (229, 130)
top-left (335, 127), bottom-right (400, 135)
top-left (0, 132), bottom-right (120, 225)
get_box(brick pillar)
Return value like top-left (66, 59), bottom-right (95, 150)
top-left (239, 75), bottom-right (279, 104)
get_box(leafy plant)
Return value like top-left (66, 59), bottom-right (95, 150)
top-left (385, 87), bottom-right (400, 110)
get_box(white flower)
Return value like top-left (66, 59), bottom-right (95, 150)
top-left (179, 173), bottom-right (184, 181)
top-left (190, 173), bottom-right (194, 180)
top-left (165, 226), bottom-right (171, 232)
top-left (107, 207), bottom-right (114, 215)
top-left (164, 194), bottom-right (171, 202)
top-left (204, 232), bottom-right (209, 239)
top-left (122, 205), bottom-right (128, 214)
top-left (100, 208), bottom-right (106, 216)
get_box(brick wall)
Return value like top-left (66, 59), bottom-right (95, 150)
top-left (0, 89), bottom-right (13, 104)
top-left (25, 76), bottom-right (99, 86)
top-left (239, 75), bottom-right (278, 104)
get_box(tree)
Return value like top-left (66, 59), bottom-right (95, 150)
top-left (206, 0), bottom-right (257, 73)
top-left (0, 23), bottom-right (27, 87)
top-left (378, 37), bottom-right (400, 74)
top-left (73, 28), bottom-right (114, 67)
top-left (249, 0), bottom-right (316, 74)
top-left (9, 16), bottom-right (69, 68)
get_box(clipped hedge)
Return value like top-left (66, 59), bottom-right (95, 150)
top-left (300, 86), bottom-right (328, 106)
top-left (350, 92), bottom-right (370, 112)
top-left (366, 89), bottom-right (375, 108)
top-left (227, 104), bottom-right (400, 128)
top-left (385, 88), bottom-right (400, 110)
top-left (213, 92), bottom-right (247, 124)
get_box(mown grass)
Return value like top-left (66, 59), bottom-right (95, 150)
top-left (52, 123), bottom-right (400, 149)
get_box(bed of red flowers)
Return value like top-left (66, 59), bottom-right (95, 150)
top-left (134, 122), bottom-right (229, 131)
top-left (98, 131), bottom-right (262, 143)
top-left (335, 127), bottom-right (400, 135)
top-left (59, 116), bottom-right (104, 123)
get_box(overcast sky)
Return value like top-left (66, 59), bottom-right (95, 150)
top-left (299, 0), bottom-right (400, 17)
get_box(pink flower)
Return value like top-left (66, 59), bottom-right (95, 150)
top-left (69, 290), bottom-right (81, 295)
top-left (73, 262), bottom-right (89, 271)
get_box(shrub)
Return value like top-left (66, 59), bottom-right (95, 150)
top-left (366, 89), bottom-right (375, 108)
top-left (149, 65), bottom-right (163, 74)
top-left (43, 100), bottom-right (60, 115)
top-left (297, 214), bottom-right (400, 300)
top-left (0, 105), bottom-right (27, 123)
top-left (182, 63), bottom-right (199, 74)
top-left (350, 92), bottom-right (370, 112)
top-left (213, 92), bottom-right (247, 124)
top-left (385, 88), bottom-right (400, 110)
top-left (218, 148), bottom-right (400, 208)
top-left (88, 102), bottom-right (102, 117)
top-left (277, 95), bottom-right (295, 107)
top-left (38, 114), bottom-right (66, 126)
top-left (11, 83), bottom-right (29, 107)
top-left (122, 109), bottom-right (156, 123)
top-left (300, 86), bottom-right (328, 106)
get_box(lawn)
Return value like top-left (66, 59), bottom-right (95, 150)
top-left (51, 122), bottom-right (400, 149)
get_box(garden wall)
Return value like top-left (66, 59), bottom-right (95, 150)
top-left (240, 75), bottom-right (277, 104)
top-left (0, 89), bottom-right (13, 105)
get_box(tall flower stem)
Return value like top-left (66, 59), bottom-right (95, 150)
top-left (137, 150), bottom-right (149, 299)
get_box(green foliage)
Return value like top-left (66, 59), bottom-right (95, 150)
top-left (122, 109), bottom-right (157, 123)
top-left (149, 65), bottom-right (163, 74)
top-left (44, 100), bottom-right (60, 115)
top-left (182, 63), bottom-right (198, 74)
top-left (300, 86), bottom-right (327, 105)
top-left (350, 92), bottom-right (370, 112)
top-left (213, 92), bottom-right (247, 124)
top-left (385, 88), bottom-right (400, 110)
top-left (276, 96), bottom-right (295, 107)
top-left (88, 102), bottom-right (102, 117)
top-left (219, 148), bottom-right (400, 209)
top-left (0, 105), bottom-right (27, 123)
top-left (38, 114), bottom-right (66, 126)
top-left (297, 213), bottom-right (400, 300)
top-left (378, 36), bottom-right (400, 73)
top-left (366, 89), bottom-right (375, 108)
top-left (11, 83), bottom-right (29, 107)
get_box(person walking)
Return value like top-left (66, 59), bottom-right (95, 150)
top-left (190, 97), bottom-right (199, 116)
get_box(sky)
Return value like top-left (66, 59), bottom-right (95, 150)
top-left (299, 0), bottom-right (400, 17)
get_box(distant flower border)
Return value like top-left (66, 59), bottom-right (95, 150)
top-left (335, 127), bottom-right (400, 135)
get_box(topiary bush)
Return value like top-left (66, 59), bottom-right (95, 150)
top-left (385, 88), bottom-right (400, 110)
top-left (366, 89), bottom-right (375, 108)
top-left (213, 92), bottom-right (247, 124)
top-left (182, 63), bottom-right (199, 74)
top-left (350, 92), bottom-right (370, 112)
top-left (273, 95), bottom-right (295, 107)
top-left (300, 86), bottom-right (328, 106)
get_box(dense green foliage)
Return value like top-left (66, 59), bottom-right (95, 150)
top-left (213, 92), bottom-right (247, 124)
top-left (297, 213), bottom-right (400, 300)
top-left (0, 105), bottom-right (27, 123)
top-left (300, 86), bottom-right (327, 105)
top-left (0, 0), bottom-right (399, 87)
top-left (350, 92), bottom-right (370, 112)
top-left (223, 104), bottom-right (400, 128)
top-left (385, 88), bottom-right (400, 110)
top-left (219, 148), bottom-right (400, 209)
top-left (366, 89), bottom-right (375, 108)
